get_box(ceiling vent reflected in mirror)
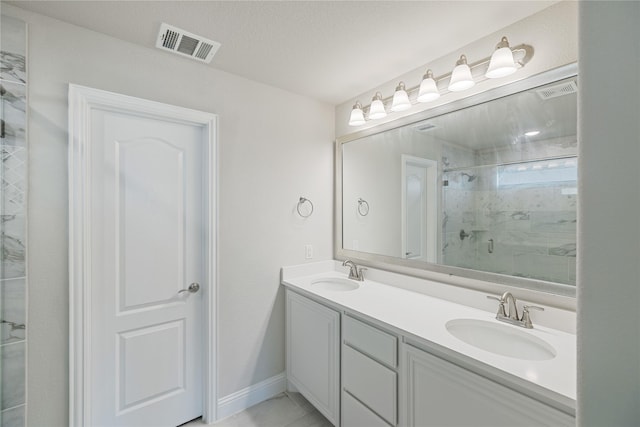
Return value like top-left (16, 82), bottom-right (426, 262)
top-left (413, 123), bottom-right (437, 133)
top-left (156, 23), bottom-right (221, 63)
top-left (536, 80), bottom-right (578, 100)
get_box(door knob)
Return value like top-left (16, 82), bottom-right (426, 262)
top-left (179, 282), bottom-right (200, 295)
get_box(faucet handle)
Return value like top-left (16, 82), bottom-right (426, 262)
top-left (521, 305), bottom-right (544, 328)
top-left (486, 295), bottom-right (507, 318)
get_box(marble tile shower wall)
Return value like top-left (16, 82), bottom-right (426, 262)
top-left (441, 143), bottom-right (477, 269)
top-left (442, 138), bottom-right (577, 285)
top-left (1, 15), bottom-right (27, 427)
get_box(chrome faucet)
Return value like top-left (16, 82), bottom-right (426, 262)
top-left (342, 260), bottom-right (366, 281)
top-left (486, 292), bottom-right (545, 329)
top-left (502, 292), bottom-right (519, 321)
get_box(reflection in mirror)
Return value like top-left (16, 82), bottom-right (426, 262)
top-left (342, 74), bottom-right (577, 287)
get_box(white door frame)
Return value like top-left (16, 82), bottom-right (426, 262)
top-left (401, 154), bottom-right (438, 263)
top-left (68, 84), bottom-right (218, 426)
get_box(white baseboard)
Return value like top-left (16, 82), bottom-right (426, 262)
top-left (216, 372), bottom-right (286, 421)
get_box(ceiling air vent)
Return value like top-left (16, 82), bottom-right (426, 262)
top-left (536, 80), bottom-right (578, 100)
top-left (156, 23), bottom-right (221, 64)
top-left (413, 123), bottom-right (437, 133)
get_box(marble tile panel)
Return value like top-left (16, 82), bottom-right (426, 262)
top-left (441, 210), bottom-right (458, 230)
top-left (552, 186), bottom-right (578, 210)
top-left (1, 83), bottom-right (27, 147)
top-left (1, 341), bottom-right (25, 410)
top-left (443, 189), bottom-right (470, 212)
top-left (1, 215), bottom-right (25, 279)
top-left (1, 405), bottom-right (24, 427)
top-left (530, 211), bottom-right (577, 233)
top-left (568, 257), bottom-right (577, 286)
top-left (1, 278), bottom-right (25, 344)
top-left (497, 231), bottom-right (549, 255)
top-left (548, 240), bottom-right (577, 257)
top-left (502, 211), bottom-right (532, 232)
top-left (441, 144), bottom-right (475, 170)
top-left (0, 16), bottom-right (26, 84)
top-left (1, 146), bottom-right (26, 216)
top-left (513, 252), bottom-right (569, 284)
top-left (474, 248), bottom-right (514, 277)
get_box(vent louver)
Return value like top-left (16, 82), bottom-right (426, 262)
top-left (156, 23), bottom-right (220, 64)
top-left (536, 80), bottom-right (578, 100)
top-left (413, 123), bottom-right (437, 133)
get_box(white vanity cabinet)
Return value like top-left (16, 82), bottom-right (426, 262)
top-left (342, 315), bottom-right (399, 427)
top-left (401, 343), bottom-right (575, 427)
top-left (284, 287), bottom-right (575, 427)
top-left (285, 290), bottom-right (340, 425)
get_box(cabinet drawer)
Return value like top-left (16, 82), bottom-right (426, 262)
top-left (343, 315), bottom-right (397, 368)
top-left (343, 345), bottom-right (396, 425)
top-left (343, 390), bottom-right (391, 427)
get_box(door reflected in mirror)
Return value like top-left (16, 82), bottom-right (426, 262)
top-left (341, 73), bottom-right (577, 287)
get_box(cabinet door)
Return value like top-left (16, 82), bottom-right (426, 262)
top-left (402, 345), bottom-right (574, 427)
top-left (286, 290), bottom-right (340, 426)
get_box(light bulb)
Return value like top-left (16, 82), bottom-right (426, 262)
top-left (348, 102), bottom-right (366, 126)
top-left (448, 55), bottom-right (475, 92)
top-left (368, 92), bottom-right (387, 120)
top-left (391, 82), bottom-right (411, 112)
top-left (417, 69), bottom-right (440, 103)
top-left (486, 36), bottom-right (517, 79)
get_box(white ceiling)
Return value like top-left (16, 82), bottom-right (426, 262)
top-left (7, 1), bottom-right (557, 105)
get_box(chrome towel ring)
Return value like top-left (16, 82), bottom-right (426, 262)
top-left (357, 198), bottom-right (369, 216)
top-left (297, 197), bottom-right (314, 218)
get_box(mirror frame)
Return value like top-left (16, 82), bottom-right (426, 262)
top-left (335, 63), bottom-right (578, 297)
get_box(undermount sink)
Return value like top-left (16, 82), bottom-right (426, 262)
top-left (445, 319), bottom-right (556, 361)
top-left (311, 277), bottom-right (360, 292)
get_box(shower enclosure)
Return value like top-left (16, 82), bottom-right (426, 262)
top-left (1, 14), bottom-right (28, 427)
top-left (341, 73), bottom-right (578, 289)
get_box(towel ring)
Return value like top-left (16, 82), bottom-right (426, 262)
top-left (297, 197), bottom-right (314, 218)
top-left (357, 198), bottom-right (369, 216)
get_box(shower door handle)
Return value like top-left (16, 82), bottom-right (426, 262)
top-left (179, 282), bottom-right (200, 295)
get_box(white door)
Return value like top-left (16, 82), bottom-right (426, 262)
top-left (89, 106), bottom-right (205, 426)
top-left (401, 156), bottom-right (437, 263)
top-left (404, 164), bottom-right (427, 260)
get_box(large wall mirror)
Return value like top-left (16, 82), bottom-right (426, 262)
top-left (336, 65), bottom-right (577, 297)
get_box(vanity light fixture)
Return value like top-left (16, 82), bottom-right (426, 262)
top-left (348, 102), bottom-right (366, 126)
top-left (368, 92), bottom-right (387, 120)
top-left (391, 82), bottom-right (411, 112)
top-left (347, 36), bottom-right (533, 127)
top-left (486, 37), bottom-right (518, 79)
top-left (448, 55), bottom-right (475, 92)
top-left (524, 130), bottom-right (540, 137)
top-left (417, 69), bottom-right (440, 103)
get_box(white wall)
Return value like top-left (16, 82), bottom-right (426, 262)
top-left (577, 2), bottom-right (640, 425)
top-left (2, 4), bottom-right (334, 426)
top-left (342, 130), bottom-right (442, 258)
top-left (335, 1), bottom-right (577, 138)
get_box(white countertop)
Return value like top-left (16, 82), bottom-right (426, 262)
top-left (281, 261), bottom-right (576, 412)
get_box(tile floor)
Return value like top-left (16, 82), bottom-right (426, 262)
top-left (180, 392), bottom-right (332, 427)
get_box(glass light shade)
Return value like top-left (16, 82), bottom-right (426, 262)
top-left (368, 92), bottom-right (387, 120)
top-left (391, 82), bottom-right (411, 112)
top-left (448, 62), bottom-right (475, 92)
top-left (486, 47), bottom-right (517, 79)
top-left (417, 70), bottom-right (440, 103)
top-left (348, 102), bottom-right (366, 126)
